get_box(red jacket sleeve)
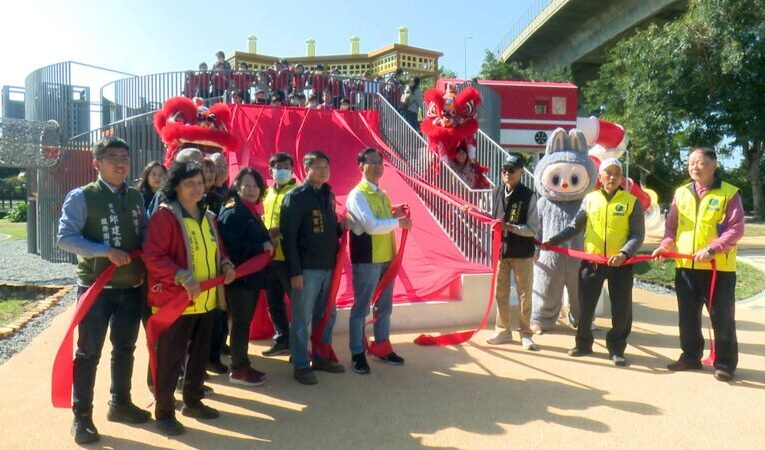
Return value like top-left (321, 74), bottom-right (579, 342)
top-left (144, 208), bottom-right (186, 285)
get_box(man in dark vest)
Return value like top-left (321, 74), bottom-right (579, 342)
top-left (475, 153), bottom-right (540, 350)
top-left (57, 137), bottom-right (150, 444)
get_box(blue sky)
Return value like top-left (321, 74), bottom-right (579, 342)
top-left (1, 0), bottom-right (535, 90)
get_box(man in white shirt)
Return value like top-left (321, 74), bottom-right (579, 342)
top-left (345, 148), bottom-right (412, 374)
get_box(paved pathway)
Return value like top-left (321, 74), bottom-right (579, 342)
top-left (1, 288), bottom-right (764, 449)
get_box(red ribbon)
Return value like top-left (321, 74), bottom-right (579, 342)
top-left (146, 253), bottom-right (272, 391)
top-left (365, 206), bottom-right (410, 358)
top-left (51, 251), bottom-right (271, 407)
top-left (414, 220), bottom-right (503, 346)
top-left (51, 250), bottom-right (143, 408)
top-left (309, 231), bottom-right (349, 362)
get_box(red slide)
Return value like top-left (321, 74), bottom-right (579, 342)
top-left (228, 105), bottom-right (490, 337)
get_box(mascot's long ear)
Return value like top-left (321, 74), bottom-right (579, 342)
top-left (569, 129), bottom-right (588, 154)
top-left (546, 128), bottom-right (569, 155)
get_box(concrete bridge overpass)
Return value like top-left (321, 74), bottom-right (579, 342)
top-left (496, 0), bottom-right (687, 85)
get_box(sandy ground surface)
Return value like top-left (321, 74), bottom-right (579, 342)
top-left (1, 286), bottom-right (765, 450)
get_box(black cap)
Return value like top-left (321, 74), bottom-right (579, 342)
top-left (503, 153), bottom-right (526, 170)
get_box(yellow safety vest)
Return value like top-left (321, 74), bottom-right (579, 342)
top-left (263, 181), bottom-right (297, 261)
top-left (583, 189), bottom-right (637, 257)
top-left (357, 180), bottom-right (395, 263)
top-left (181, 214), bottom-right (219, 313)
top-left (674, 181), bottom-right (738, 272)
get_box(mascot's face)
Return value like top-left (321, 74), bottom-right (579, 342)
top-left (153, 96), bottom-right (240, 166)
top-left (534, 128), bottom-right (597, 202)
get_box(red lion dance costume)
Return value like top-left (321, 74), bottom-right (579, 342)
top-left (420, 84), bottom-right (489, 187)
top-left (153, 96), bottom-right (240, 166)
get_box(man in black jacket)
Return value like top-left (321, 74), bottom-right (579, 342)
top-left (280, 151), bottom-right (349, 385)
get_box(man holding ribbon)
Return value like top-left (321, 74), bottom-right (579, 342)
top-left (57, 136), bottom-right (150, 444)
top-left (345, 147), bottom-right (413, 374)
top-left (545, 158), bottom-right (644, 366)
top-left (281, 151), bottom-right (349, 385)
top-left (652, 147), bottom-right (743, 382)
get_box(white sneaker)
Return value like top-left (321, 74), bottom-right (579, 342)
top-left (521, 336), bottom-right (538, 351)
top-left (486, 331), bottom-right (513, 345)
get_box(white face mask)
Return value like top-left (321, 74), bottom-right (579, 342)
top-left (273, 168), bottom-right (292, 184)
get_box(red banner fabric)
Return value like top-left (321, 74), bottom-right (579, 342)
top-left (229, 105), bottom-right (490, 310)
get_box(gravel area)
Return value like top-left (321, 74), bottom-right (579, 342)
top-left (634, 280), bottom-right (675, 296)
top-left (0, 240), bottom-right (76, 286)
top-left (0, 240), bottom-right (77, 364)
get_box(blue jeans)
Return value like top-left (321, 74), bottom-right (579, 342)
top-left (290, 269), bottom-right (335, 369)
top-left (73, 286), bottom-right (142, 416)
top-left (349, 263), bottom-right (393, 355)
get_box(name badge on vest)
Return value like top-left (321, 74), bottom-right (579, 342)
top-left (613, 203), bottom-right (627, 216)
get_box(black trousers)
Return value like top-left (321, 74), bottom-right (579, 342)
top-left (73, 286), bottom-right (141, 416)
top-left (264, 261), bottom-right (291, 344)
top-left (225, 285), bottom-right (260, 370)
top-left (155, 312), bottom-right (214, 420)
top-left (675, 268), bottom-right (738, 371)
top-left (209, 309), bottom-right (229, 364)
top-left (577, 262), bottom-right (633, 357)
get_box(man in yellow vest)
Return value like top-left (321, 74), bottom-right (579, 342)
top-left (261, 152), bottom-right (298, 356)
top-left (545, 158), bottom-right (644, 366)
top-left (345, 147), bottom-right (412, 374)
top-left (652, 147), bottom-right (744, 382)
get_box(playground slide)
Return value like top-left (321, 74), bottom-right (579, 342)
top-left (229, 104), bottom-right (491, 309)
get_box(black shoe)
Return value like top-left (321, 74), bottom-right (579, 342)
top-left (71, 414), bottom-right (100, 444)
top-left (156, 416), bottom-right (185, 436)
top-left (206, 361), bottom-right (229, 374)
top-left (667, 359), bottom-right (703, 371)
top-left (567, 347), bottom-right (593, 357)
top-left (376, 352), bottom-right (405, 365)
top-left (611, 355), bottom-right (627, 367)
top-left (714, 368), bottom-right (734, 382)
top-left (262, 341), bottom-right (290, 356)
top-left (221, 343), bottom-right (231, 356)
top-left (294, 367), bottom-right (318, 385)
top-left (181, 402), bottom-right (220, 419)
top-left (312, 358), bottom-right (346, 373)
top-left (107, 400), bottom-right (151, 424)
top-left (351, 353), bottom-right (371, 374)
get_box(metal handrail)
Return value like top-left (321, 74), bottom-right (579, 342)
top-left (494, 0), bottom-right (558, 58)
top-left (371, 93), bottom-right (495, 265)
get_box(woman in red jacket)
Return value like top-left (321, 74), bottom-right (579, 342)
top-left (143, 161), bottom-right (235, 436)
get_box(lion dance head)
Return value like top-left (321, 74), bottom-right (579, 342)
top-left (420, 84), bottom-right (481, 162)
top-left (153, 96), bottom-right (240, 166)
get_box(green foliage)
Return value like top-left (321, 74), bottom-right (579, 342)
top-left (0, 298), bottom-right (32, 327)
top-left (6, 202), bottom-right (27, 223)
top-left (583, 0), bottom-right (765, 211)
top-left (634, 259), bottom-right (765, 301)
top-left (419, 66), bottom-right (459, 91)
top-left (478, 50), bottom-right (571, 82)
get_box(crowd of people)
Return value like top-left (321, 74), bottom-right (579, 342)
top-left (57, 137), bottom-right (412, 442)
top-left (56, 130), bottom-right (742, 443)
top-left (184, 51), bottom-right (420, 116)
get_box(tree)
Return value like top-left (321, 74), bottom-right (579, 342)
top-left (419, 66), bottom-right (459, 91)
top-left (478, 50), bottom-right (571, 82)
top-left (584, 0), bottom-right (765, 217)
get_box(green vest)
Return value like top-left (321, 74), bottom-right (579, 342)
top-left (262, 181), bottom-right (297, 261)
top-left (352, 180), bottom-right (395, 263)
top-left (583, 189), bottom-right (637, 257)
top-left (76, 180), bottom-right (145, 287)
top-left (674, 181), bottom-right (739, 272)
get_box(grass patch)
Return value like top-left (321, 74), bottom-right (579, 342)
top-left (634, 259), bottom-right (765, 301)
top-left (0, 298), bottom-right (33, 327)
top-left (0, 217), bottom-right (26, 240)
